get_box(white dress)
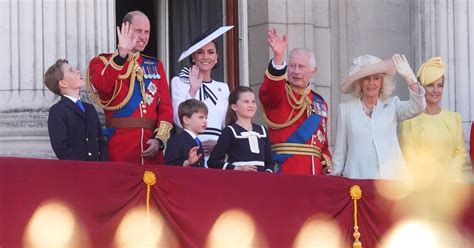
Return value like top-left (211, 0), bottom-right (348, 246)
top-left (331, 88), bottom-right (426, 180)
top-left (170, 68), bottom-right (230, 166)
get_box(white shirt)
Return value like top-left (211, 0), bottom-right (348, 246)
top-left (63, 95), bottom-right (81, 104)
top-left (171, 76), bottom-right (230, 142)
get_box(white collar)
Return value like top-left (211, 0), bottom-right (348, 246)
top-left (183, 129), bottom-right (199, 139)
top-left (64, 95), bottom-right (81, 103)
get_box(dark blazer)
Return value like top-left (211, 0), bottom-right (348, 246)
top-left (48, 96), bottom-right (106, 161)
top-left (165, 131), bottom-right (204, 167)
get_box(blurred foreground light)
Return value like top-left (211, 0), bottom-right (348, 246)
top-left (114, 207), bottom-right (164, 248)
top-left (293, 214), bottom-right (343, 248)
top-left (23, 200), bottom-right (78, 248)
top-left (380, 219), bottom-right (467, 248)
top-left (206, 209), bottom-right (258, 248)
top-left (375, 179), bottom-right (412, 201)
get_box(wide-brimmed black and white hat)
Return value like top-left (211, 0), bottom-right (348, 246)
top-left (178, 26), bottom-right (234, 62)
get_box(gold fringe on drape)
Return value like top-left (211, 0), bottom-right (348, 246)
top-left (350, 185), bottom-right (362, 248)
top-left (143, 171), bottom-right (157, 218)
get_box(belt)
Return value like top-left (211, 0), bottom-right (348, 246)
top-left (106, 117), bottom-right (156, 130)
top-left (271, 143), bottom-right (321, 158)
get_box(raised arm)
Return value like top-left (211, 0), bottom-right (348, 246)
top-left (392, 54), bottom-right (426, 121)
top-left (259, 29), bottom-right (289, 109)
top-left (267, 28), bottom-right (287, 65)
top-left (117, 22), bottom-right (138, 58)
top-left (392, 54), bottom-right (421, 94)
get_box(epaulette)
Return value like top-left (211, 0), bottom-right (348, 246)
top-left (97, 52), bottom-right (114, 58)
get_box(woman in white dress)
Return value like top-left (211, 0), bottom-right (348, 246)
top-left (331, 54), bottom-right (426, 179)
top-left (171, 37), bottom-right (230, 166)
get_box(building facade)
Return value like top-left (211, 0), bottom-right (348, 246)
top-left (0, 0), bottom-right (472, 175)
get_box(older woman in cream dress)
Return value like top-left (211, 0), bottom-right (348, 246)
top-left (331, 54), bottom-right (426, 179)
top-left (399, 57), bottom-right (467, 179)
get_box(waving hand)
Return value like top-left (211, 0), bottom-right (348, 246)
top-left (267, 28), bottom-right (287, 65)
top-left (117, 22), bottom-right (137, 57)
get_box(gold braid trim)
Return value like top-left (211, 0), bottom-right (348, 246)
top-left (86, 53), bottom-right (142, 111)
top-left (154, 121), bottom-right (173, 146)
top-left (108, 53), bottom-right (124, 71)
top-left (350, 185), bottom-right (363, 248)
top-left (271, 143), bottom-right (322, 158)
top-left (265, 69), bottom-right (287, 81)
top-left (262, 83), bottom-right (312, 130)
top-left (321, 154), bottom-right (332, 167)
top-left (143, 171), bottom-right (156, 218)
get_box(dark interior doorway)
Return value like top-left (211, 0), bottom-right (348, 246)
top-left (115, 0), bottom-right (158, 57)
top-left (115, 0), bottom-right (239, 89)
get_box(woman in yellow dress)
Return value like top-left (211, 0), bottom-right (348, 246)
top-left (399, 57), bottom-right (467, 178)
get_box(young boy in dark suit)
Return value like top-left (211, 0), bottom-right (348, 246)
top-left (44, 59), bottom-right (106, 161)
top-left (165, 99), bottom-right (207, 167)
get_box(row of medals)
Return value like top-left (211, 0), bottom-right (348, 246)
top-left (139, 65), bottom-right (160, 112)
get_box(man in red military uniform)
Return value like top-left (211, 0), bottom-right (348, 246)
top-left (259, 29), bottom-right (331, 175)
top-left (88, 11), bottom-right (173, 165)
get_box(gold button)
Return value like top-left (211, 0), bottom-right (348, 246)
top-left (143, 109), bottom-right (147, 114)
top-left (88, 152), bottom-right (92, 156)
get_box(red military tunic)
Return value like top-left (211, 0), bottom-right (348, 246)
top-left (88, 52), bottom-right (173, 165)
top-left (259, 61), bottom-right (331, 175)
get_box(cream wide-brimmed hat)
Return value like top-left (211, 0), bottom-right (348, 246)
top-left (341, 55), bottom-right (396, 94)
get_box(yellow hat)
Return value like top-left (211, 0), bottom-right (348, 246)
top-left (416, 57), bottom-right (445, 86)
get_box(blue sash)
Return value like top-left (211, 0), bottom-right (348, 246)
top-left (105, 57), bottom-right (157, 137)
top-left (112, 56), bottom-right (155, 118)
top-left (272, 94), bottom-right (325, 172)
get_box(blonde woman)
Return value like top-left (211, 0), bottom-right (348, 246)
top-left (331, 54), bottom-right (426, 179)
top-left (399, 57), bottom-right (467, 178)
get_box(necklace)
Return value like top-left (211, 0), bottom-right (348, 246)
top-left (361, 100), bottom-right (376, 117)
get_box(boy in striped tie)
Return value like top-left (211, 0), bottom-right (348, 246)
top-left (44, 59), bottom-right (106, 161)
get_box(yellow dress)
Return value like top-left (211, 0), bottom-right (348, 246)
top-left (399, 110), bottom-right (467, 172)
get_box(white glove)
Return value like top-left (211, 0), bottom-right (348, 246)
top-left (392, 54), bottom-right (417, 84)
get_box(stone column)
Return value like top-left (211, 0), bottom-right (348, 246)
top-left (247, 0), bottom-right (331, 126)
top-left (0, 0), bottom-right (115, 158)
top-left (411, 0), bottom-right (473, 172)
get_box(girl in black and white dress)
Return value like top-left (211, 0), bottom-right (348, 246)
top-left (208, 86), bottom-right (274, 172)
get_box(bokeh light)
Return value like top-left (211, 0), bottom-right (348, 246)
top-left (380, 219), bottom-right (468, 248)
top-left (293, 214), bottom-right (344, 248)
top-left (23, 200), bottom-right (81, 248)
top-left (114, 206), bottom-right (164, 248)
top-left (206, 209), bottom-right (258, 248)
